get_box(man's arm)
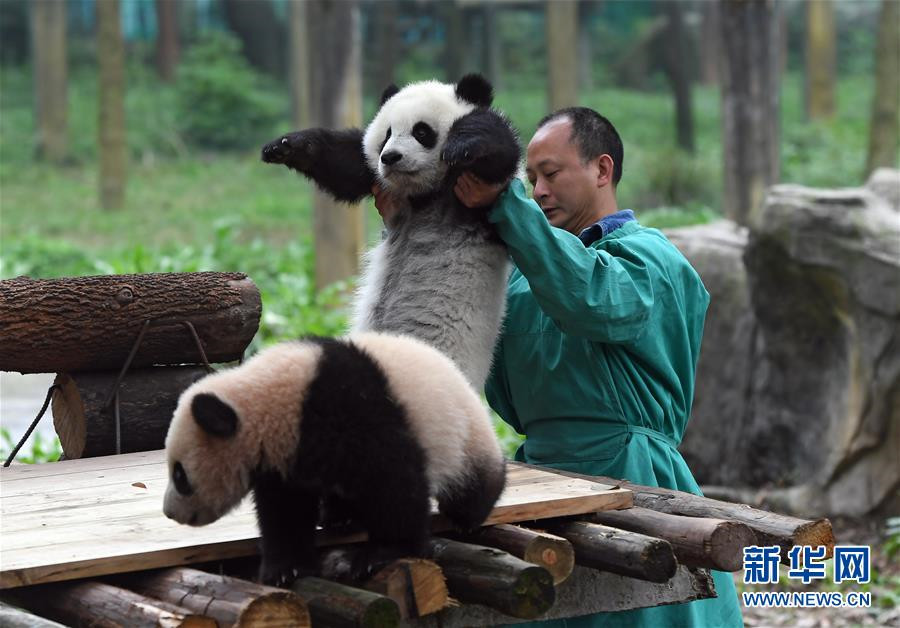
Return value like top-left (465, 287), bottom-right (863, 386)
top-left (461, 178), bottom-right (653, 343)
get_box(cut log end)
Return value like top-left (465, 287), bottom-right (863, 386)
top-left (238, 591), bottom-right (312, 627)
top-left (51, 374), bottom-right (86, 459)
top-left (794, 518), bottom-right (836, 558)
top-left (708, 520), bottom-right (759, 572)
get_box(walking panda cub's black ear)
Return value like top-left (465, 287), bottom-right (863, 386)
top-left (191, 393), bottom-right (238, 438)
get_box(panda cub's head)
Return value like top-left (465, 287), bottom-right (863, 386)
top-left (163, 343), bottom-right (315, 527)
top-left (362, 74), bottom-right (494, 196)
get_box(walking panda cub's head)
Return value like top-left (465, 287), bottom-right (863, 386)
top-left (162, 343), bottom-right (316, 527)
top-left (362, 74), bottom-right (494, 196)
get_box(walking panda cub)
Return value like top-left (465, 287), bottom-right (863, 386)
top-left (261, 74), bottom-right (520, 389)
top-left (163, 332), bottom-right (506, 586)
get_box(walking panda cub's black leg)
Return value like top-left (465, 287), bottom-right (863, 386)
top-left (253, 471), bottom-right (321, 587)
top-left (261, 127), bottom-right (376, 203)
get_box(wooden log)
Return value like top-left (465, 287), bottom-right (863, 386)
top-left (464, 523), bottom-right (575, 585)
top-left (117, 567), bottom-right (311, 627)
top-left (426, 538), bottom-right (555, 619)
top-left (7, 580), bottom-right (216, 628)
top-left (0, 272), bottom-right (261, 373)
top-left (316, 547), bottom-right (449, 619)
top-left (365, 559), bottom-right (449, 620)
top-left (543, 520), bottom-right (677, 583)
top-left (587, 506), bottom-right (756, 571)
top-left (544, 468), bottom-right (835, 564)
top-left (0, 601), bottom-right (67, 628)
top-left (292, 577), bottom-right (400, 628)
top-left (52, 366), bottom-right (208, 458)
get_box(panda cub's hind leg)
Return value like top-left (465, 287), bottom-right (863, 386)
top-left (347, 473), bottom-right (432, 581)
top-left (438, 456), bottom-right (507, 532)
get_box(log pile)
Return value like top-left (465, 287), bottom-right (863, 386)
top-left (1, 471), bottom-right (834, 627)
top-left (0, 272), bottom-right (262, 459)
top-left (0, 272), bottom-right (837, 625)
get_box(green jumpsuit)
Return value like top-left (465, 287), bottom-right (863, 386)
top-left (485, 180), bottom-right (744, 627)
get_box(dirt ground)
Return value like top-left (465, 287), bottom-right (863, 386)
top-left (736, 516), bottom-right (899, 627)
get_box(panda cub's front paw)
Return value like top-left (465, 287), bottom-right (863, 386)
top-left (261, 130), bottom-right (321, 171)
top-left (259, 557), bottom-right (315, 588)
top-left (441, 136), bottom-right (485, 168)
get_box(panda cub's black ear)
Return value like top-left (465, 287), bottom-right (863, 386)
top-left (192, 393), bottom-right (238, 438)
top-left (455, 74), bottom-right (493, 107)
top-left (380, 84), bottom-right (400, 106)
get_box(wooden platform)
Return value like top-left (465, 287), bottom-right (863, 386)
top-left (0, 451), bottom-right (631, 588)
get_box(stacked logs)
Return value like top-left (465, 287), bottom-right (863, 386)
top-left (0, 273), bottom-right (261, 459)
top-left (1, 475), bottom-right (834, 627)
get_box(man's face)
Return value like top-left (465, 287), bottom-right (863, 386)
top-left (525, 118), bottom-right (602, 235)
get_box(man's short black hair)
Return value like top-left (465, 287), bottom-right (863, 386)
top-left (537, 107), bottom-right (623, 185)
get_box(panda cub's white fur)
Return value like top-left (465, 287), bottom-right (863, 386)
top-left (163, 331), bottom-right (506, 584)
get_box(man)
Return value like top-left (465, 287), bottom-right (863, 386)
top-left (376, 107), bottom-right (743, 627)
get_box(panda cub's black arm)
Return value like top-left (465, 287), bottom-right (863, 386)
top-left (261, 128), bottom-right (376, 203)
top-left (442, 109), bottom-right (521, 184)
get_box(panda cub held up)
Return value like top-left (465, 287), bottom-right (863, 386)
top-left (261, 74), bottom-right (520, 390)
top-left (163, 332), bottom-right (506, 586)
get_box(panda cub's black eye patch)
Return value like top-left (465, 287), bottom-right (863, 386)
top-left (380, 127), bottom-right (392, 152)
top-left (412, 122), bottom-right (437, 149)
top-left (173, 461), bottom-right (193, 496)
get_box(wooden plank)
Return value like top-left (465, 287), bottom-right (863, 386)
top-left (0, 453), bottom-right (630, 588)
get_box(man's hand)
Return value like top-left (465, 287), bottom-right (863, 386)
top-left (372, 184), bottom-right (397, 225)
top-left (454, 172), bottom-right (505, 209)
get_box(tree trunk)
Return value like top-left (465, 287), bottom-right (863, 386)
top-left (308, 0), bottom-right (364, 290)
top-left (443, 1), bottom-right (465, 81)
top-left (154, 0), bottom-right (179, 82)
top-left (482, 3), bottom-right (502, 89)
top-left (661, 0), bottom-right (695, 153)
top-left (0, 273), bottom-right (261, 373)
top-left (577, 1), bottom-right (596, 93)
top-left (805, 0), bottom-right (836, 120)
top-left (97, 0), bottom-right (127, 210)
top-left (587, 507), bottom-right (756, 572)
top-left (700, 1), bottom-right (720, 85)
top-left (221, 0), bottom-right (285, 77)
top-left (52, 367), bottom-right (209, 458)
top-left (865, 0), bottom-right (900, 175)
top-left (543, 520), bottom-right (677, 583)
top-left (719, 0), bottom-right (780, 226)
top-left (374, 0), bottom-right (398, 92)
top-left (546, 0), bottom-right (578, 111)
top-left (288, 0), bottom-right (311, 130)
top-left (29, 0), bottom-right (67, 164)
top-left (427, 538), bottom-right (555, 619)
top-left (118, 567), bottom-right (311, 627)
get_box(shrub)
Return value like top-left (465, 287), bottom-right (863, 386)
top-left (175, 32), bottom-right (284, 151)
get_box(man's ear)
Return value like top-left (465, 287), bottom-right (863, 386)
top-left (192, 393), bottom-right (238, 438)
top-left (596, 154), bottom-right (615, 188)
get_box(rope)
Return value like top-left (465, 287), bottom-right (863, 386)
top-left (4, 384), bottom-right (60, 467)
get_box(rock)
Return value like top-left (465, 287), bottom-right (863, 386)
top-left (866, 167), bottom-right (900, 212)
top-left (665, 179), bottom-right (900, 517)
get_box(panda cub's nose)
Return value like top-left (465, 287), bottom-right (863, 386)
top-left (381, 150), bottom-right (402, 166)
